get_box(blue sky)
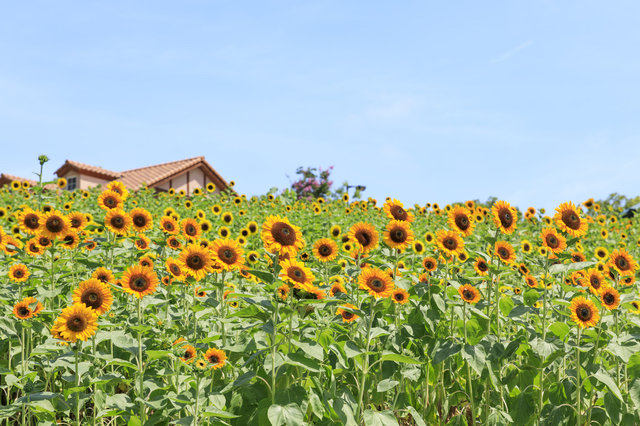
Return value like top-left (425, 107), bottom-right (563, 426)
top-left (1, 1), bottom-right (639, 212)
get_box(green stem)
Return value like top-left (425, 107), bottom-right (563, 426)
top-left (137, 298), bottom-right (145, 424)
top-left (463, 303), bottom-right (475, 423)
top-left (75, 345), bottom-right (81, 426)
top-left (357, 298), bottom-right (376, 422)
top-left (576, 328), bottom-right (582, 426)
top-left (271, 297), bottom-right (279, 404)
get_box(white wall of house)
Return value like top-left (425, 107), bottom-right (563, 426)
top-left (154, 167), bottom-right (218, 194)
top-left (80, 174), bottom-right (112, 190)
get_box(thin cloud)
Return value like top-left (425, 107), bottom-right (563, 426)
top-left (492, 40), bottom-right (533, 63)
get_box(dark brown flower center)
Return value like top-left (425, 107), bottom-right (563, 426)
top-left (444, 238), bottom-right (457, 250)
top-left (615, 256), bottom-right (630, 271)
top-left (46, 216), bottom-right (64, 233)
top-left (111, 216), bottom-right (125, 229)
top-left (342, 311), bottom-right (354, 319)
top-left (220, 248), bottom-right (237, 264)
top-left (289, 267), bottom-right (306, 283)
top-left (561, 210), bottom-right (581, 230)
top-left (478, 261), bottom-right (488, 271)
top-left (186, 225), bottom-right (197, 235)
top-left (455, 214), bottom-right (470, 230)
top-left (463, 290), bottom-right (473, 300)
top-left (369, 278), bottom-right (384, 290)
top-left (524, 243), bottom-right (531, 251)
top-left (498, 208), bottom-right (513, 228)
top-left (184, 350), bottom-right (194, 360)
top-left (354, 229), bottom-right (374, 247)
top-left (63, 235), bottom-right (76, 245)
top-left (498, 248), bottom-right (509, 259)
top-left (425, 261), bottom-right (434, 269)
top-left (187, 253), bottom-right (205, 270)
top-left (271, 222), bottom-right (296, 246)
top-left (105, 197), bottom-right (116, 207)
top-left (134, 215), bottom-right (147, 227)
top-left (208, 355), bottom-right (219, 364)
top-left (390, 205), bottom-right (408, 221)
top-left (170, 264), bottom-right (181, 275)
top-left (394, 293), bottom-right (404, 301)
top-left (604, 293), bottom-right (615, 305)
top-left (132, 276), bottom-right (149, 291)
top-left (577, 306), bottom-right (591, 321)
top-left (223, 215), bottom-right (232, 223)
top-left (546, 235), bottom-right (559, 248)
top-left (25, 213), bottom-right (40, 229)
top-left (18, 307), bottom-right (30, 317)
top-left (390, 227), bottom-right (407, 243)
top-left (82, 289), bottom-right (103, 309)
top-left (67, 315), bottom-right (87, 332)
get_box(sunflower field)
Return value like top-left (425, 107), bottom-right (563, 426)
top-left (1, 172), bottom-right (640, 426)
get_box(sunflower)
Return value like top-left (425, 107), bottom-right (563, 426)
top-left (127, 208), bottom-right (153, 233)
top-left (165, 257), bottom-right (185, 280)
top-left (279, 258), bottom-right (315, 289)
top-left (221, 212), bottom-right (234, 225)
top-left (473, 257), bottom-right (489, 276)
top-left (435, 230), bottom-right (464, 257)
top-left (138, 255), bottom-right (154, 269)
top-left (383, 220), bottom-right (414, 251)
top-left (210, 239), bottom-right (245, 271)
top-left (329, 282), bottom-right (348, 297)
top-left (159, 216), bottom-right (179, 235)
top-left (491, 200), bottom-right (518, 234)
top-left (608, 249), bottom-right (638, 276)
top-left (521, 241), bottom-right (533, 255)
top-left (166, 236), bottom-right (183, 250)
top-left (134, 235), bottom-right (151, 251)
top-left (584, 268), bottom-right (607, 295)
top-left (121, 265), bottom-right (159, 298)
top-left (10, 180), bottom-right (21, 190)
top-left (391, 288), bottom-right (410, 304)
top-left (98, 190), bottom-right (124, 211)
top-left (358, 267), bottom-right (394, 298)
top-left (448, 206), bottom-right (475, 237)
top-left (424, 232), bottom-right (435, 245)
top-left (422, 256), bottom-right (437, 272)
top-left (630, 301), bottom-right (640, 314)
top-left (245, 221), bottom-right (258, 235)
top-left (13, 297), bottom-right (43, 319)
top-left (600, 287), bottom-right (620, 310)
top-left (54, 304), bottom-right (99, 342)
top-left (104, 209), bottom-right (132, 236)
top-left (56, 177), bottom-right (67, 189)
top-left (412, 240), bottom-right (425, 255)
top-left (9, 263), bottom-right (30, 282)
top-left (312, 238), bottom-right (339, 262)
top-left (554, 201), bottom-right (588, 237)
top-left (180, 345), bottom-right (196, 364)
top-left (211, 205), bottom-right (222, 216)
top-left (65, 211), bottom-right (88, 232)
top-left (17, 207), bottom-right (43, 235)
top-left (303, 286), bottom-right (326, 300)
top-left (204, 348), bottom-right (227, 370)
top-left (60, 230), bottom-right (80, 250)
top-left (571, 252), bottom-right (587, 263)
top-left (106, 181), bottom-right (129, 200)
top-left (540, 228), bottom-right (566, 254)
top-left (72, 278), bottom-right (113, 315)
top-left (518, 263), bottom-right (530, 275)
top-left (40, 210), bottom-right (71, 240)
top-left (594, 246), bottom-right (609, 261)
top-left (261, 215), bottom-right (305, 256)
top-left (336, 303), bottom-right (359, 323)
top-left (383, 198), bottom-right (414, 222)
top-left (181, 218), bottom-right (202, 240)
top-left (495, 241), bottom-right (516, 264)
top-left (25, 238), bottom-right (45, 256)
top-left (622, 275), bottom-right (635, 286)
top-left (92, 267), bottom-right (115, 284)
top-left (570, 296), bottom-right (600, 329)
top-left (176, 244), bottom-right (214, 281)
top-left (458, 284), bottom-right (481, 304)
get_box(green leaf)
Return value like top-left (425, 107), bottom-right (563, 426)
top-left (267, 403), bottom-right (304, 426)
top-left (594, 368), bottom-right (623, 401)
top-left (465, 318), bottom-right (486, 346)
top-left (201, 407), bottom-right (240, 419)
top-left (432, 293), bottom-right (446, 312)
top-left (285, 353), bottom-right (321, 372)
top-left (343, 341), bottom-right (363, 358)
top-left (376, 379), bottom-right (399, 392)
top-left (509, 390), bottom-right (536, 425)
top-left (291, 339), bottom-right (324, 361)
top-left (604, 391), bottom-right (622, 425)
top-left (549, 261), bottom-right (595, 274)
top-left (499, 297), bottom-right (514, 317)
top-left (406, 406), bottom-right (427, 426)
top-left (380, 352), bottom-right (423, 365)
top-left (548, 322), bottom-right (570, 340)
top-left (462, 344), bottom-right (486, 375)
top-left (523, 290), bottom-right (540, 306)
top-left (629, 379), bottom-right (640, 410)
top-left (433, 341), bottom-right (461, 364)
top-left (248, 270), bottom-right (275, 284)
top-left (363, 409), bottom-right (399, 426)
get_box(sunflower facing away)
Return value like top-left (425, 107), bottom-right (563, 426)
top-left (491, 200), bottom-right (518, 235)
top-left (448, 206), bottom-right (475, 237)
top-left (121, 265), bottom-right (160, 298)
top-left (54, 304), bottom-right (99, 342)
top-left (177, 244), bottom-right (215, 281)
top-left (570, 296), bottom-right (600, 329)
top-left (383, 220), bottom-right (415, 251)
top-left (72, 278), bottom-right (113, 316)
top-left (210, 238), bottom-right (245, 271)
top-left (554, 201), bottom-right (588, 238)
top-left (261, 215), bottom-right (305, 256)
top-left (358, 267), bottom-right (395, 299)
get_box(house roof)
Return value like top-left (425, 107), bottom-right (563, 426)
top-left (55, 160), bottom-right (122, 180)
top-left (119, 156), bottom-right (231, 191)
top-left (0, 173), bottom-right (58, 190)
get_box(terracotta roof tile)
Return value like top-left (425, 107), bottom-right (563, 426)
top-left (119, 156), bottom-right (206, 189)
top-left (55, 160), bottom-right (121, 179)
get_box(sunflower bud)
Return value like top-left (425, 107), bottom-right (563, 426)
top-left (38, 155), bottom-right (49, 166)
